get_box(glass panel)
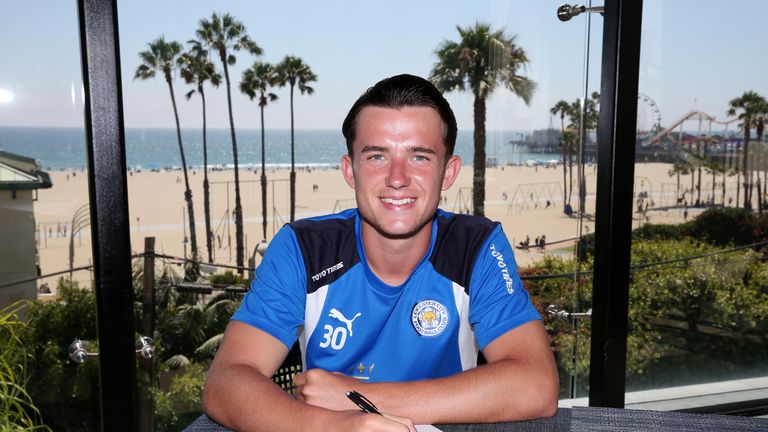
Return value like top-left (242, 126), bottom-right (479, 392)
top-left (627, 0), bottom-right (768, 413)
top-left (0, 2), bottom-right (101, 430)
top-left (117, 1), bottom-right (601, 423)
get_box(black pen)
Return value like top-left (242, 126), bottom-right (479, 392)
top-left (346, 390), bottom-right (382, 415)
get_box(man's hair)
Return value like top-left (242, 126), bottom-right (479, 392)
top-left (342, 74), bottom-right (457, 157)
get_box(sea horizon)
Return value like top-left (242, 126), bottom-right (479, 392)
top-left (0, 125), bottom-right (562, 171)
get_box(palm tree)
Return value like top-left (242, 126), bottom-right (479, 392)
top-left (135, 36), bottom-right (198, 261)
top-left (550, 100), bottom-right (571, 209)
top-left (668, 161), bottom-right (693, 206)
top-left (430, 22), bottom-right (535, 217)
top-left (753, 101), bottom-right (768, 211)
top-left (196, 12), bottom-right (262, 274)
top-left (727, 90), bottom-right (767, 210)
top-left (275, 56), bottom-right (317, 223)
top-left (240, 62), bottom-right (279, 241)
top-left (570, 92), bottom-right (600, 213)
top-left (179, 42), bottom-right (221, 264)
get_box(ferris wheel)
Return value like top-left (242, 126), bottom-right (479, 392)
top-left (636, 93), bottom-right (662, 136)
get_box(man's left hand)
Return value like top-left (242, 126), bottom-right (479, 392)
top-left (293, 368), bottom-right (363, 411)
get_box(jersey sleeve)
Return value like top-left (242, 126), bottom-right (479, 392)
top-left (468, 226), bottom-right (541, 351)
top-left (231, 225), bottom-right (307, 349)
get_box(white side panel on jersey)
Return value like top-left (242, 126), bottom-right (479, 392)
top-left (300, 284), bottom-right (330, 369)
top-left (452, 281), bottom-right (478, 370)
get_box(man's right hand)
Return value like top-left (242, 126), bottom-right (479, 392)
top-left (333, 410), bottom-right (416, 432)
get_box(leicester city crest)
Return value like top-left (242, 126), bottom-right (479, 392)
top-left (411, 300), bottom-right (448, 337)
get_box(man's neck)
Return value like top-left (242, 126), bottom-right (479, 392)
top-left (361, 222), bottom-right (433, 286)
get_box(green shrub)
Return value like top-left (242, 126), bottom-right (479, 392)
top-left (21, 279), bottom-right (100, 431)
top-left (0, 301), bottom-right (50, 431)
top-left (152, 363), bottom-right (206, 431)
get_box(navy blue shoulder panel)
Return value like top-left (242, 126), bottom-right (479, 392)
top-left (290, 216), bottom-right (359, 294)
top-left (430, 213), bottom-right (498, 294)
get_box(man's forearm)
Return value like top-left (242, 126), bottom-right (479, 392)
top-left (361, 357), bottom-right (559, 424)
top-left (203, 363), bottom-right (335, 432)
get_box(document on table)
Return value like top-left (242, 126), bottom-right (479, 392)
top-left (416, 425), bottom-right (444, 432)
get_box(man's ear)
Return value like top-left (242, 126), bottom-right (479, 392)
top-left (341, 154), bottom-right (356, 189)
top-left (441, 155), bottom-right (461, 190)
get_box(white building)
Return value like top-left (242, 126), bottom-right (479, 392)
top-left (0, 150), bottom-right (52, 308)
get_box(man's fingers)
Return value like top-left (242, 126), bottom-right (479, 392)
top-left (381, 412), bottom-right (416, 432)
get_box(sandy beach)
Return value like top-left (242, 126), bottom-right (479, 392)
top-left (34, 162), bottom-right (729, 292)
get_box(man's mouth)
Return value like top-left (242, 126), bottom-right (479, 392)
top-left (381, 197), bottom-right (415, 206)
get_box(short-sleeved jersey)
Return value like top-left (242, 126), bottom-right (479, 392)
top-left (232, 208), bottom-right (540, 382)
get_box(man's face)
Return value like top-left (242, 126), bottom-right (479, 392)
top-left (341, 106), bottom-right (461, 240)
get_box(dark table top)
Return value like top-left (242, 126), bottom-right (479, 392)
top-left (184, 406), bottom-right (768, 431)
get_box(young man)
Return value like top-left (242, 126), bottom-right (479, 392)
top-left (203, 74), bottom-right (558, 432)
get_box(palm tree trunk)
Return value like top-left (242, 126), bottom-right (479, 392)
top-left (736, 140), bottom-right (741, 207)
top-left (472, 93), bottom-right (487, 217)
top-left (696, 140), bottom-right (702, 204)
top-left (260, 103), bottom-right (268, 241)
top-left (560, 117), bottom-right (567, 209)
top-left (690, 165), bottom-right (694, 204)
top-left (201, 87), bottom-right (213, 263)
top-left (166, 75), bottom-right (198, 262)
top-left (721, 167), bottom-right (726, 205)
top-left (221, 53), bottom-right (245, 274)
top-left (743, 128), bottom-right (751, 210)
top-left (289, 84), bottom-right (296, 222)
top-left (568, 134), bottom-right (574, 206)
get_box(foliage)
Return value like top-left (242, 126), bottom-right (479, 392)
top-left (631, 222), bottom-right (690, 242)
top-left (132, 258), bottom-right (241, 367)
top-left (686, 207), bottom-right (768, 247)
top-left (521, 255), bottom-right (592, 396)
top-left (579, 207), bottom-right (768, 259)
top-left (0, 302), bottom-right (50, 431)
top-left (209, 270), bottom-right (244, 286)
top-left (21, 279), bottom-right (100, 431)
top-left (152, 363), bottom-right (207, 432)
top-left (528, 214), bottom-right (768, 395)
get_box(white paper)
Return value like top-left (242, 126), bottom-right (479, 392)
top-left (416, 425), bottom-right (444, 432)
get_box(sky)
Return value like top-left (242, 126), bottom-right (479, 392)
top-left (0, 0), bottom-right (766, 132)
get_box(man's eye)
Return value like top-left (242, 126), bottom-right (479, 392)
top-left (367, 154), bottom-right (385, 161)
top-left (413, 155), bottom-right (430, 162)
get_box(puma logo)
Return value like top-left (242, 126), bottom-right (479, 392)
top-left (328, 308), bottom-right (361, 336)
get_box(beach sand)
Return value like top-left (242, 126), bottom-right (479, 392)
top-left (34, 162), bottom-right (730, 292)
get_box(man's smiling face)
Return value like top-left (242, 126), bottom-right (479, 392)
top-left (342, 106), bottom-right (461, 240)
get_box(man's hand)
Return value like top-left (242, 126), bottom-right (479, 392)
top-left (293, 368), bottom-right (363, 411)
top-left (335, 410), bottom-right (416, 432)
top-left (294, 369), bottom-right (416, 431)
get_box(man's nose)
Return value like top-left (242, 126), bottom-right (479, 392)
top-left (385, 159), bottom-right (410, 188)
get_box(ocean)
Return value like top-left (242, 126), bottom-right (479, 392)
top-left (0, 127), bottom-right (560, 171)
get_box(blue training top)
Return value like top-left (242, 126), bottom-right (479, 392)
top-left (232, 208), bottom-right (541, 382)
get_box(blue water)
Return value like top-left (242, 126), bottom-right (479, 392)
top-left (0, 127), bottom-right (559, 170)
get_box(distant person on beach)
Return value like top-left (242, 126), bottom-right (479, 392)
top-left (518, 235), bottom-right (530, 251)
top-left (204, 74), bottom-right (558, 431)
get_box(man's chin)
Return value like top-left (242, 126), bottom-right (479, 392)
top-left (366, 219), bottom-right (431, 240)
